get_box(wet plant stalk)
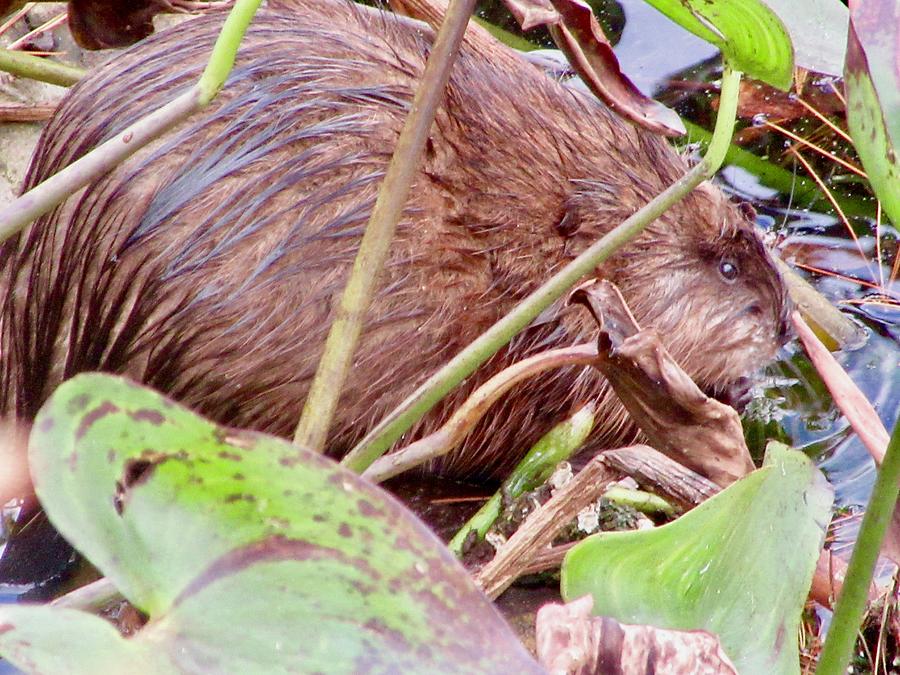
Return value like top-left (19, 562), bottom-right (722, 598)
top-left (293, 0), bottom-right (478, 452)
top-left (0, 48), bottom-right (84, 87)
top-left (342, 65), bottom-right (743, 473)
top-left (816, 421), bottom-right (900, 675)
top-left (0, 0), bottom-right (263, 244)
top-left (362, 344), bottom-right (598, 482)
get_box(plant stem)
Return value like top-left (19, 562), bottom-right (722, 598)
top-left (815, 422), bottom-right (900, 675)
top-left (0, 0), bottom-right (262, 245)
top-left (292, 0), bottom-right (478, 451)
top-left (342, 65), bottom-right (743, 473)
top-left (0, 89), bottom-right (199, 242)
top-left (0, 48), bottom-right (84, 87)
top-left (197, 0), bottom-right (262, 104)
top-left (362, 344), bottom-right (598, 483)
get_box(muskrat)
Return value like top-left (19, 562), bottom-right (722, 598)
top-left (0, 0), bottom-right (789, 482)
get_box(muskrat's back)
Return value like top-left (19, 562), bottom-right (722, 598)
top-left (0, 0), bottom-right (788, 479)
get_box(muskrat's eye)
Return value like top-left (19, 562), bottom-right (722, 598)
top-left (719, 259), bottom-right (739, 281)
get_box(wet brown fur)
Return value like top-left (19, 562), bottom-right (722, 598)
top-left (0, 0), bottom-right (789, 479)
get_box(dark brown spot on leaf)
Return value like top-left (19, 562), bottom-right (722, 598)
top-left (75, 401), bottom-right (120, 440)
top-left (218, 450), bottom-right (242, 462)
top-left (115, 451), bottom-right (172, 513)
top-left (338, 523), bottom-right (352, 538)
top-left (128, 408), bottom-right (165, 425)
top-left (225, 493), bottom-right (256, 504)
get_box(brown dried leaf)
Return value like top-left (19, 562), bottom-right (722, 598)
top-left (536, 595), bottom-right (737, 675)
top-left (572, 280), bottom-right (754, 487)
top-left (545, 0), bottom-right (685, 136)
top-left (504, 0), bottom-right (558, 31)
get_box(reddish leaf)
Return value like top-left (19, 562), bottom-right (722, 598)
top-left (502, 0), bottom-right (686, 136)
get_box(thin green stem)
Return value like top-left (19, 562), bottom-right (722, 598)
top-left (341, 65), bottom-right (743, 473)
top-left (816, 422), bottom-right (900, 675)
top-left (197, 0), bottom-right (262, 104)
top-left (0, 48), bottom-right (84, 87)
top-left (293, 0), bottom-right (478, 451)
top-left (703, 65), bottom-right (741, 178)
top-left (0, 89), bottom-right (200, 243)
top-left (681, 120), bottom-right (876, 219)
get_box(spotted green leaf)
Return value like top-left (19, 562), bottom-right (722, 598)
top-left (14, 373), bottom-right (539, 674)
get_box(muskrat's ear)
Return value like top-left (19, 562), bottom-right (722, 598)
top-left (554, 211), bottom-right (579, 238)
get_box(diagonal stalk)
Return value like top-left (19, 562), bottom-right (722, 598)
top-left (292, 0), bottom-right (478, 451)
top-left (341, 64), bottom-right (742, 473)
top-left (815, 421), bottom-right (900, 675)
top-left (0, 48), bottom-right (84, 86)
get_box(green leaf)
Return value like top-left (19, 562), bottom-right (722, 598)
top-left (0, 606), bottom-right (153, 673)
top-left (561, 443), bottom-right (833, 675)
top-left (844, 0), bottom-right (900, 229)
top-left (24, 374), bottom-right (539, 673)
top-left (640, 0), bottom-right (794, 89)
top-left (0, 544), bottom-right (540, 674)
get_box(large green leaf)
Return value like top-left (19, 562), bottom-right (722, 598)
top-left (12, 373), bottom-right (539, 674)
top-left (844, 0), bottom-right (900, 229)
top-left (0, 543), bottom-right (538, 674)
top-left (0, 607), bottom-right (148, 672)
top-left (561, 443), bottom-right (833, 675)
top-left (640, 0), bottom-right (794, 89)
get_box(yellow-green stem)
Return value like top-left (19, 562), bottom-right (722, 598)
top-left (815, 422), bottom-right (900, 675)
top-left (0, 48), bottom-right (84, 87)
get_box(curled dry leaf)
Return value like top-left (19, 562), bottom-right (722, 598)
top-left (391, 0), bottom-right (684, 135)
top-left (571, 280), bottom-right (754, 487)
top-left (536, 595), bottom-right (737, 675)
top-left (544, 0), bottom-right (685, 136)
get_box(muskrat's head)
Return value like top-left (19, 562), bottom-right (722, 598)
top-left (575, 181), bottom-right (791, 400)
